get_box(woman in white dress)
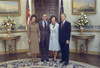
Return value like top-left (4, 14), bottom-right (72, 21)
top-left (49, 15), bottom-right (60, 62)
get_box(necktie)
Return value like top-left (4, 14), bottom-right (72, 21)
top-left (61, 22), bottom-right (63, 29)
top-left (44, 21), bottom-right (46, 29)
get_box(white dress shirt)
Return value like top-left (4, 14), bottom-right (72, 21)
top-left (42, 20), bottom-right (48, 28)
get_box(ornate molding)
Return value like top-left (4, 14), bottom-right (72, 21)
top-left (0, 30), bottom-right (100, 34)
top-left (0, 30), bottom-right (27, 34)
top-left (0, 49), bottom-right (99, 56)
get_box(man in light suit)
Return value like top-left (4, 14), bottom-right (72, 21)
top-left (39, 14), bottom-right (50, 62)
top-left (59, 13), bottom-right (71, 66)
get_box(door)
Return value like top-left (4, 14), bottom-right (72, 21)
top-left (34, 0), bottom-right (59, 21)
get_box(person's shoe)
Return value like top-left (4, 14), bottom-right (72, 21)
top-left (54, 60), bottom-right (57, 62)
top-left (54, 59), bottom-right (57, 62)
top-left (46, 59), bottom-right (49, 62)
top-left (63, 62), bottom-right (68, 66)
top-left (41, 59), bottom-right (44, 62)
top-left (34, 59), bottom-right (38, 63)
top-left (52, 59), bottom-right (56, 62)
top-left (59, 60), bottom-right (64, 63)
top-left (32, 59), bottom-right (35, 63)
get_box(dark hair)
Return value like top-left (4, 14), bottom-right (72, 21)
top-left (50, 15), bottom-right (57, 22)
top-left (42, 14), bottom-right (47, 16)
top-left (30, 15), bottom-right (37, 22)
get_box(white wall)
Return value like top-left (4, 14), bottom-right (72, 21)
top-left (63, 0), bottom-right (100, 25)
top-left (0, 0), bottom-right (100, 55)
top-left (0, 0), bottom-right (26, 29)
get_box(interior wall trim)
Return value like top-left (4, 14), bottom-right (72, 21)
top-left (0, 49), bottom-right (100, 56)
top-left (70, 49), bottom-right (100, 56)
top-left (0, 29), bottom-right (100, 34)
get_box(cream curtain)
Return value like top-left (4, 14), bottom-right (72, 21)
top-left (31, 0), bottom-right (35, 14)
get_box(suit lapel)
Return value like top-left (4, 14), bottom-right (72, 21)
top-left (62, 21), bottom-right (66, 29)
top-left (40, 21), bottom-right (44, 29)
top-left (61, 21), bottom-right (66, 30)
top-left (41, 21), bottom-right (48, 29)
top-left (45, 21), bottom-right (48, 29)
top-left (59, 22), bottom-right (62, 30)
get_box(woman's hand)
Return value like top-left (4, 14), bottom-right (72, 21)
top-left (39, 39), bottom-right (40, 43)
top-left (28, 40), bottom-right (31, 44)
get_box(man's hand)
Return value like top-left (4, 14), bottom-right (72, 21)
top-left (66, 40), bottom-right (69, 44)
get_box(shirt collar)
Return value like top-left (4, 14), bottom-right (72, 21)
top-left (42, 20), bottom-right (47, 22)
top-left (63, 20), bottom-right (65, 24)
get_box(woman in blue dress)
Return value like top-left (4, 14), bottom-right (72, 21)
top-left (49, 15), bottom-right (60, 62)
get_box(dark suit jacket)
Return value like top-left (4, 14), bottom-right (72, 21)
top-left (59, 21), bottom-right (71, 43)
top-left (38, 21), bottom-right (50, 41)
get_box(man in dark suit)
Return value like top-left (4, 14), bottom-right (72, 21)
top-left (59, 13), bottom-right (71, 66)
top-left (39, 14), bottom-right (50, 62)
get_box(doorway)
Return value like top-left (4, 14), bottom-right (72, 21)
top-left (34, 0), bottom-right (59, 21)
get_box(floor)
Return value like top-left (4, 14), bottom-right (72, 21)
top-left (0, 52), bottom-right (100, 67)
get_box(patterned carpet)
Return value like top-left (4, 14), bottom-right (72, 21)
top-left (0, 58), bottom-right (99, 68)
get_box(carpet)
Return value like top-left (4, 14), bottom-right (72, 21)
top-left (0, 58), bottom-right (99, 68)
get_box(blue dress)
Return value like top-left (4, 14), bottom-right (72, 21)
top-left (49, 23), bottom-right (60, 51)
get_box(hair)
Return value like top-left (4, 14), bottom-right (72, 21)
top-left (30, 15), bottom-right (37, 22)
top-left (61, 13), bottom-right (66, 18)
top-left (50, 15), bottom-right (57, 22)
top-left (42, 14), bottom-right (47, 16)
